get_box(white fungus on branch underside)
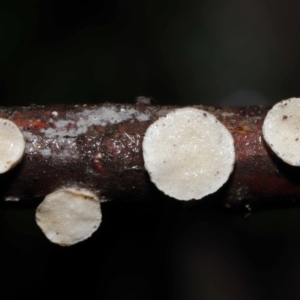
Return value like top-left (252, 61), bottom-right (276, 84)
top-left (142, 107), bottom-right (235, 201)
top-left (35, 187), bottom-right (102, 246)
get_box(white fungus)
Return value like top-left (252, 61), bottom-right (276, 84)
top-left (262, 97), bottom-right (300, 166)
top-left (36, 187), bottom-right (102, 246)
top-left (142, 107), bottom-right (235, 201)
top-left (0, 118), bottom-right (25, 174)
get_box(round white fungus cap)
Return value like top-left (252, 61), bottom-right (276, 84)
top-left (0, 118), bottom-right (25, 174)
top-left (263, 97), bottom-right (300, 166)
top-left (142, 107), bottom-right (235, 201)
top-left (36, 188), bottom-right (102, 246)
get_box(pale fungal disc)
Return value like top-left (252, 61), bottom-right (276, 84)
top-left (142, 107), bottom-right (235, 201)
top-left (0, 118), bottom-right (25, 174)
top-left (263, 97), bottom-right (300, 166)
top-left (36, 188), bottom-right (102, 246)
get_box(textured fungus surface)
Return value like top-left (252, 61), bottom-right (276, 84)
top-left (0, 118), bottom-right (25, 174)
top-left (263, 98), bottom-right (300, 166)
top-left (36, 187), bottom-right (102, 246)
top-left (142, 108), bottom-right (235, 201)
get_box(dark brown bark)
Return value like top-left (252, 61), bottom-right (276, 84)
top-left (0, 102), bottom-right (299, 215)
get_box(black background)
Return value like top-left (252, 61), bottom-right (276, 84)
top-left (1, 1), bottom-right (300, 299)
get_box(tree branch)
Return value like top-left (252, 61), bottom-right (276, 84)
top-left (0, 102), bottom-right (298, 215)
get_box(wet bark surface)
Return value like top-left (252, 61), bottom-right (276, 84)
top-left (0, 102), bottom-right (299, 215)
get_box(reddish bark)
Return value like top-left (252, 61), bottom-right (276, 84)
top-left (0, 102), bottom-right (299, 215)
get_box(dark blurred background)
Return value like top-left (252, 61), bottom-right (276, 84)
top-left (1, 0), bottom-right (300, 299)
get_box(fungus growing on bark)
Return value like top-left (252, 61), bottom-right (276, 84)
top-left (36, 187), bottom-right (102, 246)
top-left (262, 97), bottom-right (300, 166)
top-left (0, 118), bottom-right (25, 174)
top-left (142, 107), bottom-right (235, 201)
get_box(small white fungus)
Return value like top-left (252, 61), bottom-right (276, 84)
top-left (51, 111), bottom-right (58, 117)
top-left (0, 118), bottom-right (25, 174)
top-left (36, 187), bottom-right (102, 246)
top-left (142, 107), bottom-right (235, 201)
top-left (262, 97), bottom-right (300, 166)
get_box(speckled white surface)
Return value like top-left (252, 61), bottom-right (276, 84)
top-left (263, 97), bottom-right (300, 166)
top-left (0, 118), bottom-right (25, 174)
top-left (142, 108), bottom-right (235, 201)
top-left (36, 187), bottom-right (102, 246)
top-left (22, 106), bottom-right (151, 160)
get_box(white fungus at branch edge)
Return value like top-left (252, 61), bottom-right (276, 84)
top-left (0, 118), bottom-right (25, 174)
top-left (262, 97), bottom-right (300, 166)
top-left (35, 187), bottom-right (102, 246)
top-left (142, 107), bottom-right (235, 201)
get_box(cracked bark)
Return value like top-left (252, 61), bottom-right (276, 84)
top-left (0, 102), bottom-right (299, 215)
